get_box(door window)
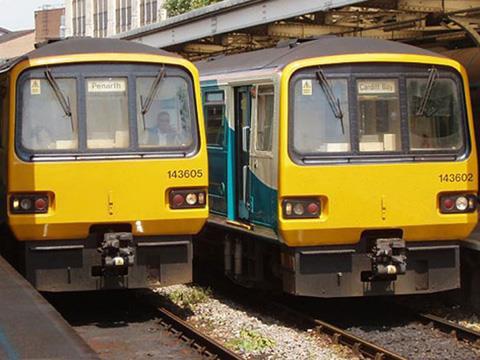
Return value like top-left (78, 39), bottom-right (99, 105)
top-left (204, 91), bottom-right (225, 147)
top-left (255, 85), bottom-right (274, 152)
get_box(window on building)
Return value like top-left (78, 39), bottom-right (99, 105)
top-left (116, 0), bottom-right (132, 33)
top-left (93, 0), bottom-right (108, 38)
top-left (140, 0), bottom-right (158, 26)
top-left (72, 0), bottom-right (86, 36)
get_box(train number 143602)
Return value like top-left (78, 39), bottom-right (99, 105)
top-left (168, 169), bottom-right (203, 179)
top-left (439, 173), bottom-right (474, 183)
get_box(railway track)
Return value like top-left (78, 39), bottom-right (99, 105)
top-left (414, 311), bottom-right (480, 346)
top-left (269, 300), bottom-right (407, 360)
top-left (155, 305), bottom-right (243, 359)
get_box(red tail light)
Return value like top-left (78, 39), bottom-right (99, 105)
top-left (10, 194), bottom-right (49, 214)
top-left (169, 189), bottom-right (207, 209)
top-left (283, 198), bottom-right (320, 219)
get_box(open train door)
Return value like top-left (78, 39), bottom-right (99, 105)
top-left (234, 86), bottom-right (252, 221)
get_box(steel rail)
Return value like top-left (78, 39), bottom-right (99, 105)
top-left (416, 312), bottom-right (480, 346)
top-left (156, 305), bottom-right (243, 360)
top-left (270, 301), bottom-right (407, 360)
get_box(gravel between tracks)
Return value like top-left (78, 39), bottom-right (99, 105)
top-left (154, 285), bottom-right (353, 360)
top-left (346, 321), bottom-right (479, 360)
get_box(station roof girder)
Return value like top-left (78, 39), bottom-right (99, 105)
top-left (119, 0), bottom-right (480, 60)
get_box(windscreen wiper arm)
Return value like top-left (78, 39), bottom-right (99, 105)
top-left (315, 68), bottom-right (344, 134)
top-left (44, 69), bottom-right (73, 131)
top-left (140, 66), bottom-right (166, 130)
top-left (141, 66), bottom-right (166, 116)
top-left (416, 67), bottom-right (439, 117)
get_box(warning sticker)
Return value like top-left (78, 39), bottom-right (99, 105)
top-left (30, 79), bottom-right (41, 95)
top-left (302, 79), bottom-right (312, 96)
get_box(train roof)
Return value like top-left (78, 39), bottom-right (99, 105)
top-left (0, 37), bottom-right (177, 72)
top-left (196, 36), bottom-right (445, 77)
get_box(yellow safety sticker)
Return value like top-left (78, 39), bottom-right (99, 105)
top-left (30, 79), bottom-right (41, 95)
top-left (302, 79), bottom-right (312, 96)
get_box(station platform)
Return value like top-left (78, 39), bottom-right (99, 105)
top-left (0, 256), bottom-right (98, 359)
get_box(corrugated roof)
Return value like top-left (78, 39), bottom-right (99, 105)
top-left (196, 36), bottom-right (445, 76)
top-left (0, 30), bottom-right (34, 45)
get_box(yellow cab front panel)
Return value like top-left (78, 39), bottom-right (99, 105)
top-left (3, 39), bottom-right (208, 291)
top-left (278, 54), bottom-right (478, 297)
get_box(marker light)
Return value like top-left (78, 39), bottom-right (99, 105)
top-left (283, 198), bottom-right (321, 219)
top-left (198, 192), bottom-right (205, 205)
top-left (440, 194), bottom-right (477, 214)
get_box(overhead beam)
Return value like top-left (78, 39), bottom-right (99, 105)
top-left (117, 0), bottom-right (367, 48)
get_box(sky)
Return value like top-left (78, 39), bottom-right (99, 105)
top-left (0, 0), bottom-right (64, 31)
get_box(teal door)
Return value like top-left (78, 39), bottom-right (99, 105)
top-left (203, 88), bottom-right (228, 215)
top-left (234, 87), bottom-right (252, 221)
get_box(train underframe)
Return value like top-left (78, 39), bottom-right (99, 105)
top-left (11, 231), bottom-right (192, 292)
top-left (198, 226), bottom-right (460, 297)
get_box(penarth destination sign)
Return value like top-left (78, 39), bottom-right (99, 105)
top-left (88, 79), bottom-right (127, 93)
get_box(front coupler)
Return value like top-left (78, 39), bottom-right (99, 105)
top-left (370, 238), bottom-right (407, 279)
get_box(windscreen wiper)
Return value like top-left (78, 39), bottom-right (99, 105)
top-left (416, 67), bottom-right (439, 117)
top-left (44, 69), bottom-right (74, 131)
top-left (140, 66), bottom-right (166, 129)
top-left (315, 67), bottom-right (344, 134)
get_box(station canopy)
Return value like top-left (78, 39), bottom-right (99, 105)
top-left (120, 0), bottom-right (480, 60)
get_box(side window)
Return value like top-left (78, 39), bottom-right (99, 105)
top-left (255, 84), bottom-right (274, 152)
top-left (204, 91), bottom-right (225, 147)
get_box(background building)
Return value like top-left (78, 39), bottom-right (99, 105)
top-left (65, 0), bottom-right (167, 38)
top-left (35, 5), bottom-right (66, 43)
top-left (0, 29), bottom-right (35, 62)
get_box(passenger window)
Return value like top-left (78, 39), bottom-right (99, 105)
top-left (86, 77), bottom-right (129, 149)
top-left (136, 76), bottom-right (194, 149)
top-left (357, 79), bottom-right (401, 152)
top-left (204, 91), bottom-right (225, 147)
top-left (21, 78), bottom-right (78, 150)
top-left (255, 85), bottom-right (274, 152)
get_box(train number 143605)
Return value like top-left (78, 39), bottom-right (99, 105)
top-left (439, 173), bottom-right (474, 183)
top-left (168, 169), bottom-right (204, 179)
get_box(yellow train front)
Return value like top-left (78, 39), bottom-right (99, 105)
top-left (0, 38), bottom-right (208, 291)
top-left (198, 37), bottom-right (478, 297)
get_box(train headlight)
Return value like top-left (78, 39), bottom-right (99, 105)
top-left (293, 203), bottom-right (305, 216)
top-left (20, 198), bottom-right (32, 210)
top-left (10, 193), bottom-right (49, 214)
top-left (186, 193), bottom-right (198, 206)
top-left (282, 198), bottom-right (320, 219)
top-left (440, 194), bottom-right (477, 214)
top-left (169, 189), bottom-right (207, 209)
top-left (455, 196), bottom-right (468, 211)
